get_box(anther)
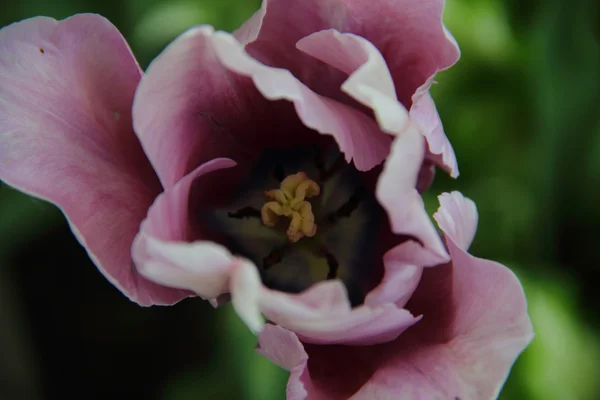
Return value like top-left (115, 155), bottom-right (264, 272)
top-left (260, 172), bottom-right (320, 242)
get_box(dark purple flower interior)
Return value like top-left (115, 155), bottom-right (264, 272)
top-left (190, 140), bottom-right (404, 306)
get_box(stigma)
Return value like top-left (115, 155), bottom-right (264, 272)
top-left (261, 172), bottom-right (320, 242)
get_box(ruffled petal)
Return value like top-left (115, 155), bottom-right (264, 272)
top-left (350, 193), bottom-right (534, 399)
top-left (257, 325), bottom-right (325, 400)
top-left (259, 193), bottom-right (533, 400)
top-left (298, 29), bottom-right (458, 179)
top-left (230, 261), bottom-right (419, 345)
top-left (132, 158), bottom-right (239, 301)
top-left (0, 14), bottom-right (178, 305)
top-left (410, 79), bottom-right (459, 177)
top-left (434, 191), bottom-right (478, 251)
top-left (245, 0), bottom-right (459, 106)
top-left (365, 240), bottom-right (443, 308)
top-left (260, 281), bottom-right (420, 345)
top-left (296, 30), bottom-right (409, 135)
top-left (133, 26), bottom-right (262, 189)
top-left (211, 31), bottom-right (392, 171)
top-left (376, 127), bottom-right (450, 263)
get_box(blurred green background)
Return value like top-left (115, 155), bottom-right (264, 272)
top-left (0, 0), bottom-right (598, 399)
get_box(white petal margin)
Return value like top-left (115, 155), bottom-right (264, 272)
top-left (132, 158), bottom-right (239, 301)
top-left (410, 77), bottom-right (459, 177)
top-left (297, 30), bottom-right (449, 262)
top-left (433, 191), bottom-right (478, 251)
top-left (377, 127), bottom-right (450, 263)
top-left (229, 262), bottom-right (420, 344)
top-left (210, 31), bottom-right (392, 172)
top-left (297, 29), bottom-right (410, 135)
top-left (231, 258), bottom-right (265, 333)
top-left (298, 29), bottom-right (459, 177)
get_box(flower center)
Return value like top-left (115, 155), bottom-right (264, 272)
top-left (261, 172), bottom-right (320, 242)
top-left (202, 146), bottom-right (386, 303)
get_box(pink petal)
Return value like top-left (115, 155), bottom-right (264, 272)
top-left (230, 257), bottom-right (264, 333)
top-left (365, 240), bottom-right (441, 308)
top-left (296, 30), bottom-right (449, 262)
top-left (133, 26), bottom-right (263, 190)
top-left (210, 31), bottom-right (392, 171)
top-left (231, 262), bottom-right (420, 345)
top-left (298, 29), bottom-right (459, 180)
top-left (257, 325), bottom-right (324, 400)
top-left (410, 79), bottom-right (459, 177)
top-left (350, 193), bottom-right (534, 399)
top-left (297, 30), bottom-right (409, 135)
top-left (244, 0), bottom-right (459, 107)
top-left (376, 127), bottom-right (450, 263)
top-left (233, 2), bottom-right (266, 45)
top-left (259, 193), bottom-right (533, 399)
top-left (132, 158), bottom-right (239, 301)
top-left (0, 14), bottom-right (181, 305)
top-left (262, 283), bottom-right (419, 345)
top-left (434, 191), bottom-right (478, 251)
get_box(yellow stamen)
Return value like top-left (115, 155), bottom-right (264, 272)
top-left (260, 172), bottom-right (320, 242)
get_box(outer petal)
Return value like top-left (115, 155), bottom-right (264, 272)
top-left (0, 15), bottom-right (180, 305)
top-left (132, 158), bottom-right (240, 301)
top-left (211, 31), bottom-right (392, 172)
top-left (133, 26), bottom-right (260, 189)
top-left (245, 0), bottom-right (459, 107)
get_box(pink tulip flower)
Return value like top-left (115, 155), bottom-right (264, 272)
top-left (0, 1), bottom-right (533, 398)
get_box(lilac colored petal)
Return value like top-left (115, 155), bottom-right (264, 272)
top-left (416, 160), bottom-right (436, 193)
top-left (297, 30), bottom-right (410, 136)
top-left (264, 193), bottom-right (533, 399)
top-left (0, 14), bottom-right (183, 305)
top-left (230, 257), bottom-right (264, 333)
top-left (376, 127), bottom-right (450, 263)
top-left (229, 261), bottom-right (419, 344)
top-left (132, 158), bottom-right (238, 301)
top-left (410, 79), bottom-right (459, 177)
top-left (434, 191), bottom-right (479, 251)
top-left (298, 30), bottom-right (459, 179)
top-left (365, 240), bottom-right (444, 308)
top-left (259, 280), bottom-right (420, 345)
top-left (245, 0), bottom-right (459, 106)
top-left (233, 3), bottom-right (266, 45)
top-left (210, 31), bottom-right (392, 171)
top-left (297, 30), bottom-right (448, 262)
top-left (350, 193), bottom-right (534, 399)
top-left (133, 26), bottom-right (259, 189)
top-left (257, 325), bottom-right (325, 400)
